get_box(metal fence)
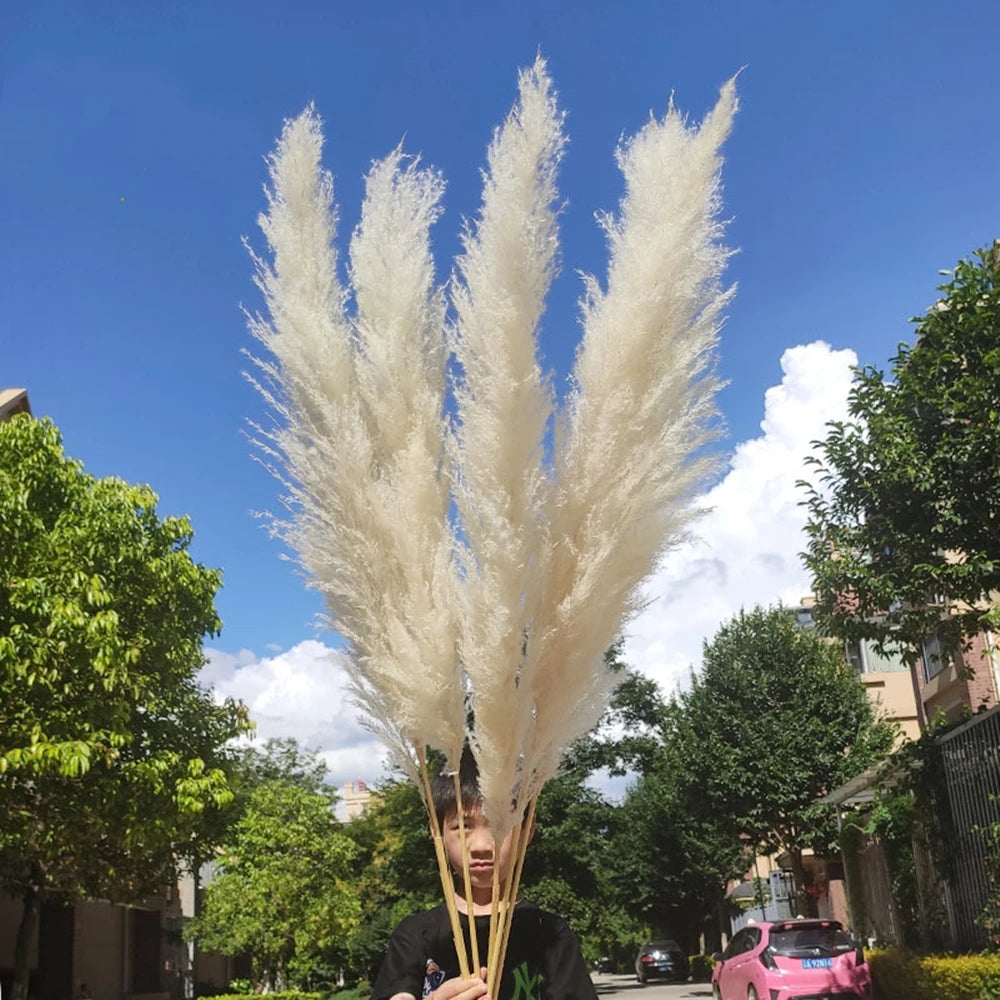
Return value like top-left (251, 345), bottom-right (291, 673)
top-left (939, 705), bottom-right (1000, 950)
top-left (730, 870), bottom-right (796, 934)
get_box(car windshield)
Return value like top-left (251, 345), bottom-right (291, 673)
top-left (769, 924), bottom-right (854, 957)
top-left (648, 940), bottom-right (680, 952)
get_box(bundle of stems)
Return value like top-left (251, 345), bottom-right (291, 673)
top-left (247, 56), bottom-right (737, 996)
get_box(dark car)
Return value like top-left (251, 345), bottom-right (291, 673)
top-left (635, 939), bottom-right (689, 983)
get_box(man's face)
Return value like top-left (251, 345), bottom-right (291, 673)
top-left (442, 805), bottom-right (520, 895)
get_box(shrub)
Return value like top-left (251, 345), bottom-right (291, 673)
top-left (869, 949), bottom-right (1000, 1000)
top-left (688, 954), bottom-right (715, 982)
top-left (206, 993), bottom-right (323, 1000)
top-left (326, 982), bottom-right (372, 1000)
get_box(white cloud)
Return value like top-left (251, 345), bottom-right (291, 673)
top-left (203, 341), bottom-right (857, 802)
top-left (624, 340), bottom-right (857, 694)
top-left (200, 640), bottom-right (390, 795)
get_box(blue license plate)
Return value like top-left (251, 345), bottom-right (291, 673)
top-left (802, 958), bottom-right (833, 969)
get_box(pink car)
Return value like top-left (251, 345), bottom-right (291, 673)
top-left (711, 919), bottom-right (872, 1000)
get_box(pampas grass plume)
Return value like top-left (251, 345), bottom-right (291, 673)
top-left (247, 67), bottom-right (738, 832)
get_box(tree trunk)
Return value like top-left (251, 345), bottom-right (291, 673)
top-left (12, 880), bottom-right (42, 1000)
top-left (716, 896), bottom-right (729, 949)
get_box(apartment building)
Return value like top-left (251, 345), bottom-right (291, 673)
top-left (794, 600), bottom-right (922, 740)
top-left (0, 387), bottom-right (31, 421)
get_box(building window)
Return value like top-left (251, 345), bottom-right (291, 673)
top-left (922, 633), bottom-right (949, 682)
top-left (845, 638), bottom-right (908, 675)
top-left (844, 640), bottom-right (865, 674)
top-left (795, 607), bottom-right (817, 630)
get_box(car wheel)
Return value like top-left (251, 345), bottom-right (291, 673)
top-left (747, 986), bottom-right (759, 1000)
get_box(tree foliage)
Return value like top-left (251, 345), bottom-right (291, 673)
top-left (802, 244), bottom-right (1000, 657)
top-left (676, 605), bottom-right (895, 912)
top-left (521, 767), bottom-right (646, 965)
top-left (609, 709), bottom-right (750, 954)
top-left (567, 661), bottom-right (744, 956)
top-left (343, 779), bottom-right (440, 982)
top-left (228, 736), bottom-right (335, 815)
top-left (188, 781), bottom-right (360, 989)
top-left (0, 416), bottom-right (250, 1000)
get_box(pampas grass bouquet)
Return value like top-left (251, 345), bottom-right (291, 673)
top-left (245, 55), bottom-right (737, 992)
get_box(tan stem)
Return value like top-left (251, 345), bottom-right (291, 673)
top-left (453, 771), bottom-right (480, 976)
top-left (418, 747), bottom-right (470, 979)
top-left (487, 853), bottom-right (501, 986)
top-left (486, 819), bottom-right (521, 997)
top-left (493, 799), bottom-right (537, 995)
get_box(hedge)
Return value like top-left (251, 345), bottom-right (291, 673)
top-left (689, 954), bottom-right (716, 982)
top-left (204, 994), bottom-right (322, 1000)
top-left (200, 987), bottom-right (371, 1000)
top-left (870, 949), bottom-right (1000, 1000)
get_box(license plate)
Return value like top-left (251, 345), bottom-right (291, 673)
top-left (802, 958), bottom-right (833, 969)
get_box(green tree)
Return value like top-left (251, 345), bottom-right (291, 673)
top-left (609, 712), bottom-right (751, 954)
top-left (188, 780), bottom-right (360, 989)
top-left (802, 244), bottom-right (1000, 659)
top-left (0, 416), bottom-right (250, 1000)
top-left (521, 767), bottom-right (646, 966)
top-left (229, 736), bottom-right (333, 813)
top-left (343, 778), bottom-right (439, 982)
top-left (564, 661), bottom-right (741, 957)
top-left (678, 605), bottom-right (895, 914)
top-left (564, 662), bottom-right (668, 778)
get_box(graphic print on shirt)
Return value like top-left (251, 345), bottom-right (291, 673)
top-left (422, 959), bottom-right (446, 998)
top-left (418, 957), bottom-right (542, 1000)
top-left (510, 960), bottom-right (542, 1000)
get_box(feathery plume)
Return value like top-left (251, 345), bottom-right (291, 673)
top-left (246, 107), bottom-right (465, 781)
top-left (514, 80), bottom-right (739, 800)
top-left (451, 55), bottom-right (564, 840)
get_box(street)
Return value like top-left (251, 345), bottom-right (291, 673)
top-left (593, 973), bottom-right (715, 999)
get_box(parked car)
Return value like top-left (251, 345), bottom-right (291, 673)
top-left (635, 939), bottom-right (689, 983)
top-left (711, 919), bottom-right (871, 1000)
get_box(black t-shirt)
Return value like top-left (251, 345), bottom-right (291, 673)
top-left (372, 901), bottom-right (597, 1000)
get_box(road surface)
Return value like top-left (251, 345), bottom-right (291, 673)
top-left (593, 973), bottom-right (715, 999)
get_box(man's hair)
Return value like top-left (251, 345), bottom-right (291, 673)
top-left (429, 745), bottom-right (481, 827)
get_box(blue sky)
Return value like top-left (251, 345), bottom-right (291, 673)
top-left (5, 1), bottom-right (1000, 783)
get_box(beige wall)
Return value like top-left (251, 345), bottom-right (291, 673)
top-left (194, 951), bottom-right (239, 993)
top-left (342, 781), bottom-right (373, 820)
top-left (74, 902), bottom-right (127, 1000)
top-left (0, 388), bottom-right (31, 421)
top-left (861, 672), bottom-right (921, 742)
top-left (817, 876), bottom-right (850, 930)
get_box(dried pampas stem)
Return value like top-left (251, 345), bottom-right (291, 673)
top-left (418, 748), bottom-right (470, 979)
top-left (486, 800), bottom-right (537, 998)
top-left (485, 823), bottom-right (520, 997)
top-left (452, 56), bottom-right (563, 848)
top-left (452, 772), bottom-right (481, 975)
top-left (487, 859), bottom-right (501, 983)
